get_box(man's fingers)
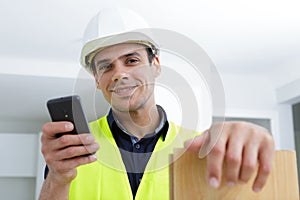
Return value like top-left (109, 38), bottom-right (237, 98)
top-left (252, 145), bottom-right (274, 192)
top-left (239, 143), bottom-right (259, 184)
top-left (206, 137), bottom-right (227, 188)
top-left (51, 154), bottom-right (98, 174)
top-left (184, 132), bottom-right (207, 152)
top-left (42, 121), bottom-right (74, 138)
top-left (225, 135), bottom-right (244, 186)
top-left (66, 154), bottom-right (98, 168)
top-left (199, 123), bottom-right (224, 158)
top-left (55, 143), bottom-right (100, 160)
top-left (52, 134), bottom-right (95, 150)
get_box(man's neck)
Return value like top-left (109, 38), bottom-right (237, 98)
top-left (112, 105), bottom-right (160, 140)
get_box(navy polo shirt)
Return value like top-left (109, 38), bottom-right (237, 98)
top-left (107, 105), bottom-right (169, 198)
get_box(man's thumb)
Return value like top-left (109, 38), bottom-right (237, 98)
top-left (184, 131), bottom-right (208, 153)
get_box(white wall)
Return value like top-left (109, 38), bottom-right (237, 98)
top-left (219, 72), bottom-right (284, 149)
top-left (0, 120), bottom-right (44, 200)
top-left (221, 73), bottom-right (277, 110)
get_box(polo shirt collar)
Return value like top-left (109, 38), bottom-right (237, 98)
top-left (107, 105), bottom-right (168, 141)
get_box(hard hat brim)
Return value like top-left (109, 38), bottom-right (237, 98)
top-left (80, 31), bottom-right (159, 74)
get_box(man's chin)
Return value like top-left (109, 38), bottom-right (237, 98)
top-left (111, 103), bottom-right (142, 113)
top-left (111, 103), bottom-right (132, 112)
top-left (112, 106), bottom-right (130, 112)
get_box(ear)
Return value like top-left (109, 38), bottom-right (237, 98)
top-left (152, 56), bottom-right (161, 77)
top-left (93, 72), bottom-right (100, 89)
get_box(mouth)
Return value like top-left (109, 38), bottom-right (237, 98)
top-left (111, 85), bottom-right (138, 96)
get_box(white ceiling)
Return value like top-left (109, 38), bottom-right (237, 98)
top-left (0, 0), bottom-right (300, 124)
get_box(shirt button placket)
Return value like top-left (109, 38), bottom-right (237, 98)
top-left (135, 143), bottom-right (141, 149)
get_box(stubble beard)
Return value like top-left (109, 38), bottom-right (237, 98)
top-left (111, 88), bottom-right (154, 113)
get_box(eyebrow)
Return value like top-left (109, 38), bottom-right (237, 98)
top-left (95, 51), bottom-right (142, 67)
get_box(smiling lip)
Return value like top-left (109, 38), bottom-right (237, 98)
top-left (111, 86), bottom-right (138, 96)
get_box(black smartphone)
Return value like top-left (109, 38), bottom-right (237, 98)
top-left (47, 95), bottom-right (90, 137)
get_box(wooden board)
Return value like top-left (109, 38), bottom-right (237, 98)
top-left (170, 150), bottom-right (299, 200)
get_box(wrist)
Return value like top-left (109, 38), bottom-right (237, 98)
top-left (39, 173), bottom-right (72, 200)
top-left (46, 170), bottom-right (75, 187)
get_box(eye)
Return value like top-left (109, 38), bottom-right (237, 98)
top-left (126, 58), bottom-right (139, 65)
top-left (98, 64), bottom-right (112, 72)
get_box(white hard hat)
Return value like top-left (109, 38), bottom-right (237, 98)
top-left (80, 7), bottom-right (159, 74)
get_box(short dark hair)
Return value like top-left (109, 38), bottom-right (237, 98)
top-left (145, 47), bottom-right (156, 65)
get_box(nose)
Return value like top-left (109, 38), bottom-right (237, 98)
top-left (111, 62), bottom-right (129, 82)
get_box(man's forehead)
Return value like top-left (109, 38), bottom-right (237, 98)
top-left (94, 43), bottom-right (147, 61)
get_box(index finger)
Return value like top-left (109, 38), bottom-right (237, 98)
top-left (252, 145), bottom-right (274, 192)
top-left (42, 121), bottom-right (74, 138)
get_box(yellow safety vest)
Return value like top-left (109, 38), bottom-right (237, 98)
top-left (69, 115), bottom-right (199, 200)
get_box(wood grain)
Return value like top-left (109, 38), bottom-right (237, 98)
top-left (170, 150), bottom-right (299, 200)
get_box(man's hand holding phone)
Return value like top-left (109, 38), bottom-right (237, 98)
top-left (41, 121), bottom-right (99, 185)
top-left (41, 95), bottom-right (99, 186)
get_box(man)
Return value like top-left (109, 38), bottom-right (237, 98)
top-left (39, 9), bottom-right (274, 200)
